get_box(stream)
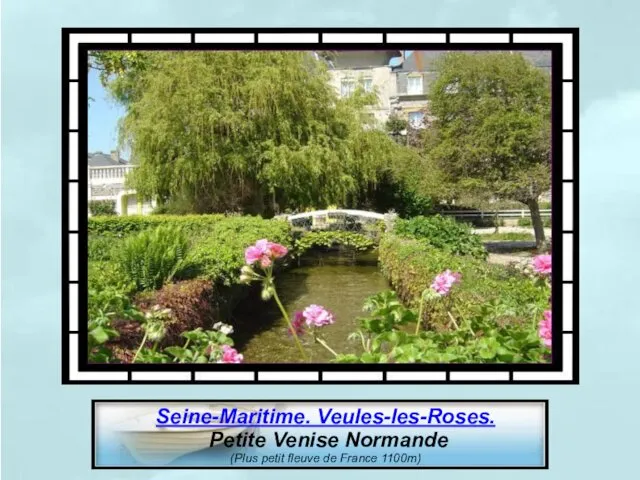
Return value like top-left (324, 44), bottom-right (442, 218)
top-left (232, 250), bottom-right (389, 363)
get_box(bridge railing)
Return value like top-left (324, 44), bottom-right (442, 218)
top-left (278, 209), bottom-right (391, 232)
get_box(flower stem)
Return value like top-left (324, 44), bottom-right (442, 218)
top-left (132, 330), bottom-right (148, 363)
top-left (272, 288), bottom-right (308, 362)
top-left (314, 334), bottom-right (339, 357)
top-left (415, 290), bottom-right (426, 335)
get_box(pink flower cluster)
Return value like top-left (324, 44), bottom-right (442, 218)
top-left (218, 345), bottom-right (244, 363)
top-left (288, 305), bottom-right (335, 336)
top-left (244, 239), bottom-right (288, 268)
top-left (538, 310), bottom-right (552, 348)
top-left (532, 254), bottom-right (552, 276)
top-left (431, 270), bottom-right (462, 296)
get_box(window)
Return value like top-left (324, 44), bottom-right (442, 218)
top-left (408, 111), bottom-right (424, 128)
top-left (341, 79), bottom-right (355, 97)
top-left (407, 75), bottom-right (423, 95)
top-left (362, 78), bottom-right (373, 93)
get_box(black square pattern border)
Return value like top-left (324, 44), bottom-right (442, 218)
top-left (62, 28), bottom-right (578, 384)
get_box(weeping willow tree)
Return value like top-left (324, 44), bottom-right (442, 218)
top-left (92, 50), bottom-right (419, 215)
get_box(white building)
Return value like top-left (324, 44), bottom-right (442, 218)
top-left (88, 151), bottom-right (155, 216)
top-left (324, 50), bottom-right (402, 127)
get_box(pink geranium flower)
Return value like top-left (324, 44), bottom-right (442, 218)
top-left (538, 310), bottom-right (552, 348)
top-left (218, 345), bottom-right (244, 364)
top-left (532, 254), bottom-right (552, 276)
top-left (302, 304), bottom-right (335, 327)
top-left (430, 269), bottom-right (462, 296)
top-left (244, 239), bottom-right (288, 267)
top-left (288, 311), bottom-right (306, 336)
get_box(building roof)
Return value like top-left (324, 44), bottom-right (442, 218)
top-left (88, 152), bottom-right (127, 167)
top-left (394, 50), bottom-right (552, 72)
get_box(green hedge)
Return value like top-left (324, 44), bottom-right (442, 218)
top-left (378, 234), bottom-right (547, 329)
top-left (294, 231), bottom-right (375, 256)
top-left (88, 214), bottom-right (226, 238)
top-left (89, 199), bottom-right (116, 216)
top-left (176, 216), bottom-right (293, 286)
top-left (89, 215), bottom-right (293, 288)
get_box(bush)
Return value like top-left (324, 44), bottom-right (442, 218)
top-left (89, 200), bottom-right (116, 216)
top-left (517, 217), bottom-right (552, 228)
top-left (88, 214), bottom-right (226, 238)
top-left (393, 215), bottom-right (487, 259)
top-left (294, 231), bottom-right (375, 256)
top-left (89, 261), bottom-right (136, 300)
top-left (177, 217), bottom-right (292, 286)
top-left (88, 236), bottom-right (123, 262)
top-left (117, 226), bottom-right (190, 291)
top-left (133, 279), bottom-right (221, 346)
top-left (378, 234), bottom-right (548, 330)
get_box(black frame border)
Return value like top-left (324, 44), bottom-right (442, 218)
top-left (63, 27), bottom-right (579, 385)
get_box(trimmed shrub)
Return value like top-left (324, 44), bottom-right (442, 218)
top-left (294, 231), bottom-right (375, 256)
top-left (394, 215), bottom-right (487, 259)
top-left (88, 214), bottom-right (226, 238)
top-left (89, 200), bottom-right (116, 216)
top-left (378, 234), bottom-right (547, 330)
top-left (177, 217), bottom-right (292, 286)
top-left (117, 226), bottom-right (189, 291)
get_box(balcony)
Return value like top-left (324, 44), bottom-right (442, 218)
top-left (89, 165), bottom-right (136, 184)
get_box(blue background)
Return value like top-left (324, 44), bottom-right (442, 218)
top-left (2, 0), bottom-right (638, 478)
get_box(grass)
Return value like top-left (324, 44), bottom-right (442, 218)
top-left (476, 232), bottom-right (535, 242)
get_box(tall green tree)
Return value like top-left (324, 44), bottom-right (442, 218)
top-left (91, 51), bottom-right (418, 215)
top-left (426, 52), bottom-right (551, 248)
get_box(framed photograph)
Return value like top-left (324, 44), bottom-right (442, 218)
top-left (63, 28), bottom-right (578, 384)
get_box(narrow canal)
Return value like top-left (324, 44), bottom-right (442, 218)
top-left (232, 250), bottom-right (389, 363)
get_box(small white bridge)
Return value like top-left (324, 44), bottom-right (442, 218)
top-left (276, 209), bottom-right (391, 230)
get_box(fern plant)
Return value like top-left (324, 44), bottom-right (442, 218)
top-left (117, 225), bottom-right (189, 291)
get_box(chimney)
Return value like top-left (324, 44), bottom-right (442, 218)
top-left (110, 150), bottom-right (119, 163)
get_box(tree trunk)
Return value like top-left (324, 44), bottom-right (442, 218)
top-left (527, 198), bottom-right (546, 250)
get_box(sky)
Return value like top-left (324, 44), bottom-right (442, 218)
top-left (88, 67), bottom-right (127, 158)
top-left (86, 51), bottom-right (414, 157)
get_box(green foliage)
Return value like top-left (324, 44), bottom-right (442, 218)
top-left (91, 50), bottom-right (419, 214)
top-left (294, 231), bottom-right (375, 256)
top-left (88, 264), bottom-right (141, 362)
top-left (88, 236), bottom-right (123, 262)
top-left (480, 232), bottom-right (534, 242)
top-left (89, 200), bottom-right (116, 216)
top-left (393, 215), bottom-right (486, 258)
top-left (116, 226), bottom-right (190, 291)
top-left (385, 114), bottom-right (408, 135)
top-left (426, 52), bottom-right (551, 246)
top-left (335, 290), bottom-right (548, 363)
top-left (134, 327), bottom-right (236, 364)
top-left (164, 328), bottom-right (235, 363)
top-left (88, 214), bottom-right (225, 238)
top-left (88, 261), bottom-right (136, 300)
top-left (518, 217), bottom-right (552, 228)
top-left (378, 234), bottom-right (547, 330)
top-left (427, 52), bottom-right (551, 201)
top-left (178, 217), bottom-right (292, 285)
